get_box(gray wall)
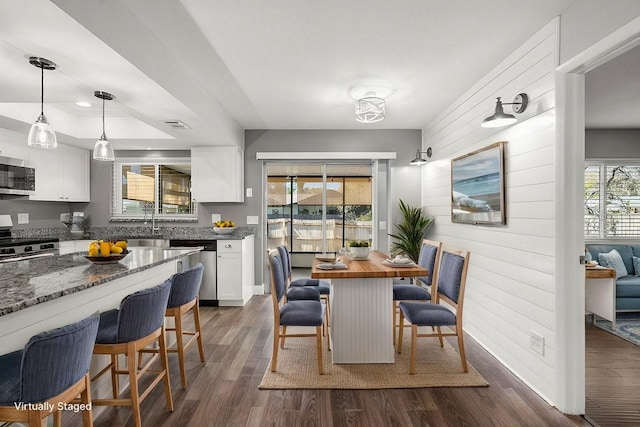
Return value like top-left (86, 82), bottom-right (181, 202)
top-left (585, 129), bottom-right (640, 158)
top-left (85, 130), bottom-right (422, 286)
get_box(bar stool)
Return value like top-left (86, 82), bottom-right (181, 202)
top-left (92, 281), bottom-right (173, 427)
top-left (140, 263), bottom-right (206, 390)
top-left (0, 312), bottom-right (99, 427)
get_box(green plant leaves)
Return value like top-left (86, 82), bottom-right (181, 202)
top-left (388, 199), bottom-right (434, 263)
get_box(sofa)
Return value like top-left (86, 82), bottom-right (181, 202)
top-left (586, 244), bottom-right (640, 311)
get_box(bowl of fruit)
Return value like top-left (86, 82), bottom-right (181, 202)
top-left (213, 220), bottom-right (236, 235)
top-left (84, 240), bottom-right (130, 263)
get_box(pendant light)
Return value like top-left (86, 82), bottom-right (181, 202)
top-left (355, 91), bottom-right (385, 123)
top-left (93, 91), bottom-right (115, 161)
top-left (27, 57), bottom-right (57, 149)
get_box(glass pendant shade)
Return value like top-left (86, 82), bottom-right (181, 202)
top-left (28, 113), bottom-right (57, 148)
top-left (355, 91), bottom-right (385, 123)
top-left (93, 91), bottom-right (115, 161)
top-left (28, 57), bottom-right (57, 149)
top-left (93, 133), bottom-right (114, 161)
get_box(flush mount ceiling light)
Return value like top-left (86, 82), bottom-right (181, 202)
top-left (27, 57), bottom-right (57, 149)
top-left (410, 147), bottom-right (433, 166)
top-left (481, 93), bottom-right (528, 128)
top-left (93, 91), bottom-right (115, 162)
top-left (355, 91), bottom-right (385, 123)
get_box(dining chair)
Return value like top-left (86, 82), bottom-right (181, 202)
top-left (277, 245), bottom-right (331, 324)
top-left (392, 239), bottom-right (442, 344)
top-left (0, 312), bottom-right (99, 427)
top-left (397, 247), bottom-right (470, 374)
top-left (139, 263), bottom-right (206, 390)
top-left (91, 281), bottom-right (173, 427)
top-left (268, 251), bottom-right (326, 374)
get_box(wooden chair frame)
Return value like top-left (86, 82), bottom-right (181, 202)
top-left (139, 295), bottom-right (205, 390)
top-left (393, 239), bottom-right (443, 345)
top-left (0, 373), bottom-right (93, 427)
top-left (397, 247), bottom-right (470, 375)
top-left (92, 326), bottom-right (173, 427)
top-left (268, 251), bottom-right (327, 375)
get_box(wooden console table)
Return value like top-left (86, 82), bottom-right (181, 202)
top-left (585, 267), bottom-right (617, 330)
top-left (311, 250), bottom-right (427, 363)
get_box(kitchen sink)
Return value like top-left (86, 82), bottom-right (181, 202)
top-left (126, 238), bottom-right (170, 248)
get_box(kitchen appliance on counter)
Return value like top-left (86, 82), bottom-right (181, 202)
top-left (0, 156), bottom-right (35, 196)
top-left (0, 215), bottom-right (59, 261)
top-left (169, 239), bottom-right (217, 306)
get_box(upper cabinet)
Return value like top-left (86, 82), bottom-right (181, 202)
top-left (29, 144), bottom-right (90, 202)
top-left (191, 146), bottom-right (244, 203)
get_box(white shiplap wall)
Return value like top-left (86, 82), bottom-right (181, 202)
top-left (421, 19), bottom-right (560, 404)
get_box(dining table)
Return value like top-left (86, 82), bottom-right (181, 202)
top-left (311, 250), bottom-right (428, 364)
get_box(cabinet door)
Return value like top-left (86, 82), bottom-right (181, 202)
top-left (29, 144), bottom-right (90, 202)
top-left (191, 146), bottom-right (244, 202)
top-left (62, 145), bottom-right (90, 202)
top-left (241, 235), bottom-right (255, 299)
top-left (217, 252), bottom-right (242, 300)
top-left (29, 147), bottom-right (63, 201)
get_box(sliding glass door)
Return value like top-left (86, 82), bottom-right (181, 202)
top-left (266, 163), bottom-right (373, 254)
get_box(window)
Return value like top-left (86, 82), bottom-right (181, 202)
top-left (266, 163), bottom-right (373, 253)
top-left (585, 162), bottom-right (640, 237)
top-left (112, 158), bottom-right (197, 221)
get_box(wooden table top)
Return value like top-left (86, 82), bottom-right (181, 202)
top-left (585, 266), bottom-right (616, 279)
top-left (311, 250), bottom-right (428, 279)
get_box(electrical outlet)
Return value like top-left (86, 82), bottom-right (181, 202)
top-left (378, 221), bottom-right (386, 230)
top-left (18, 213), bottom-right (29, 224)
top-left (530, 330), bottom-right (545, 356)
top-left (247, 215), bottom-right (259, 224)
top-left (246, 187), bottom-right (253, 197)
top-left (211, 214), bottom-right (221, 223)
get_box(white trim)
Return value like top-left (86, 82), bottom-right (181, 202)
top-left (256, 152), bottom-right (396, 160)
top-left (555, 15), bottom-right (640, 415)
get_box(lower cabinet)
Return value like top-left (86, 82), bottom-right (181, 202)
top-left (217, 235), bottom-right (255, 306)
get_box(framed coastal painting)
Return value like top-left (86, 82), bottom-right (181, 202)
top-left (451, 141), bottom-right (506, 225)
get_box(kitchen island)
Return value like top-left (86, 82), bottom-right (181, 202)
top-left (312, 250), bottom-right (427, 364)
top-left (0, 246), bottom-right (201, 353)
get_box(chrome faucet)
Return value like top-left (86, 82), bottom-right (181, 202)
top-left (143, 201), bottom-right (160, 234)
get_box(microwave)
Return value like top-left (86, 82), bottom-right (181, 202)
top-left (0, 156), bottom-right (35, 195)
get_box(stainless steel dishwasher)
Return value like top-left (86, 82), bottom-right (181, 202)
top-left (169, 239), bottom-right (217, 306)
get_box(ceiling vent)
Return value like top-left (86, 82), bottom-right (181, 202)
top-left (163, 120), bottom-right (190, 129)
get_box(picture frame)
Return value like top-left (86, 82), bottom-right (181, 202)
top-left (451, 141), bottom-right (506, 225)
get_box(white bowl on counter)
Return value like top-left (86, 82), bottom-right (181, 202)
top-left (213, 227), bottom-right (236, 235)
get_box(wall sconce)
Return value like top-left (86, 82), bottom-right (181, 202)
top-left (410, 147), bottom-right (432, 166)
top-left (481, 93), bottom-right (528, 128)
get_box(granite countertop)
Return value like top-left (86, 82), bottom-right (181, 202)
top-left (24, 226), bottom-right (257, 242)
top-left (0, 247), bottom-right (200, 317)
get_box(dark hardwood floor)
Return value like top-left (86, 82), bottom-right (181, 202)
top-left (585, 319), bottom-right (640, 426)
top-left (64, 294), bottom-right (590, 427)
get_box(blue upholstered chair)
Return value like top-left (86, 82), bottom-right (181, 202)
top-left (0, 312), bottom-right (99, 427)
top-left (139, 263), bottom-right (206, 390)
top-left (277, 246), bottom-right (331, 322)
top-left (268, 251), bottom-right (326, 374)
top-left (393, 239), bottom-right (442, 344)
top-left (92, 281), bottom-right (173, 427)
top-left (397, 247), bottom-right (470, 374)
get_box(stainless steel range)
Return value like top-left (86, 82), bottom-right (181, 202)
top-left (0, 220), bottom-right (59, 262)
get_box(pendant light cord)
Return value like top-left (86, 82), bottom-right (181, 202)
top-left (40, 66), bottom-right (44, 116)
top-left (102, 97), bottom-right (105, 135)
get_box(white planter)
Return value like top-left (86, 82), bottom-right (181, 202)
top-left (350, 247), bottom-right (370, 258)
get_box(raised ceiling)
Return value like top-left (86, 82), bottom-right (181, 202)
top-left (6, 0), bottom-right (631, 153)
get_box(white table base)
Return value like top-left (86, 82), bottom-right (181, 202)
top-left (330, 277), bottom-right (395, 363)
top-left (585, 276), bottom-right (616, 330)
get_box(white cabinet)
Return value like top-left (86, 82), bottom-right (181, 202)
top-left (29, 144), bottom-right (90, 202)
top-left (217, 235), bottom-right (254, 306)
top-left (191, 146), bottom-right (244, 202)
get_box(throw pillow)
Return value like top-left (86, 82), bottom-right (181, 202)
top-left (634, 256), bottom-right (640, 277)
top-left (585, 249), bottom-right (592, 263)
top-left (598, 249), bottom-right (628, 279)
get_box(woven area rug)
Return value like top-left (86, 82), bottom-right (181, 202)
top-left (259, 328), bottom-right (488, 389)
top-left (593, 312), bottom-right (640, 346)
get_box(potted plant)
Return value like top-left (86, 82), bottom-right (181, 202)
top-left (389, 199), bottom-right (434, 263)
top-left (348, 240), bottom-right (371, 258)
